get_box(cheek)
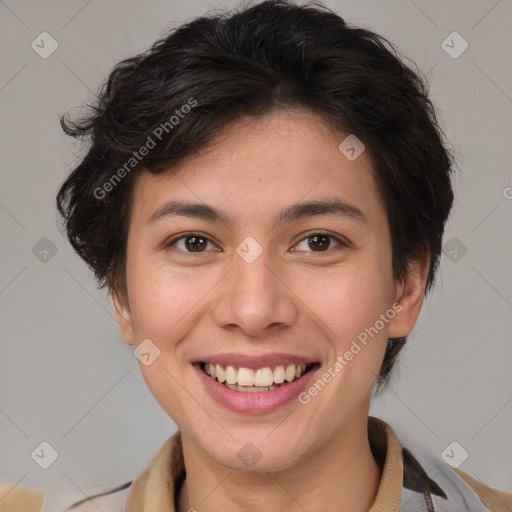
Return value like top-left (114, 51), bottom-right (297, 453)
top-left (126, 257), bottom-right (204, 341)
top-left (299, 261), bottom-right (393, 387)
top-left (305, 272), bottom-right (392, 400)
top-left (303, 265), bottom-right (391, 335)
top-left (125, 263), bottom-right (207, 420)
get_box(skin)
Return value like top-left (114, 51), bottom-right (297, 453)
top-left (111, 109), bottom-right (429, 512)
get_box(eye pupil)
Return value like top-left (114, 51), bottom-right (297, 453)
top-left (309, 234), bottom-right (329, 251)
top-left (185, 236), bottom-right (206, 252)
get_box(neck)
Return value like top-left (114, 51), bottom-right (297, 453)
top-left (177, 411), bottom-right (382, 512)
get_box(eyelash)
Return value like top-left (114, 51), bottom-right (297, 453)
top-left (164, 231), bottom-right (348, 254)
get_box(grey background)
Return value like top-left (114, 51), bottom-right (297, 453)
top-left (0, 0), bottom-right (511, 509)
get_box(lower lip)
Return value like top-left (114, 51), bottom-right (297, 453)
top-left (194, 364), bottom-right (319, 414)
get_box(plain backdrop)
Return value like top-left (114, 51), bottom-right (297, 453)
top-left (0, 0), bottom-right (511, 510)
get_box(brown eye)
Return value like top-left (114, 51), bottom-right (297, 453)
top-left (184, 235), bottom-right (208, 252)
top-left (167, 233), bottom-right (216, 253)
top-left (308, 234), bottom-right (330, 251)
top-left (294, 233), bottom-right (344, 252)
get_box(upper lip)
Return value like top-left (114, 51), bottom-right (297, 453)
top-left (195, 353), bottom-right (318, 369)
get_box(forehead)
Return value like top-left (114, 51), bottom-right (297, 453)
top-left (129, 109), bottom-right (383, 229)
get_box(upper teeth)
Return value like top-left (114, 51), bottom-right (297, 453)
top-left (204, 363), bottom-right (308, 386)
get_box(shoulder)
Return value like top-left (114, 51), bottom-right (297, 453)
top-left (373, 417), bottom-right (512, 512)
top-left (449, 465), bottom-right (512, 512)
top-left (400, 446), bottom-right (512, 512)
top-left (0, 482), bottom-right (130, 512)
top-left (0, 484), bottom-right (45, 511)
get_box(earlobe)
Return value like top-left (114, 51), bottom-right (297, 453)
top-left (110, 287), bottom-right (135, 346)
top-left (387, 249), bottom-right (430, 339)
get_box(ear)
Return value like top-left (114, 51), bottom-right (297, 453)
top-left (387, 248), bottom-right (430, 339)
top-left (110, 285), bottom-right (135, 346)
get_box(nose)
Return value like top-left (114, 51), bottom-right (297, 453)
top-left (211, 247), bottom-right (298, 338)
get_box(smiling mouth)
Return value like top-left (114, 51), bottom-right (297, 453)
top-left (199, 362), bottom-right (317, 392)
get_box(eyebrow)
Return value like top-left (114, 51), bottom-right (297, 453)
top-left (146, 198), bottom-right (366, 229)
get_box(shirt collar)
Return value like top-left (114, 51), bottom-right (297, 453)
top-left (126, 416), bottom-right (407, 512)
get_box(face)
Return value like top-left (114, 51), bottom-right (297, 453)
top-left (112, 109), bottom-right (427, 472)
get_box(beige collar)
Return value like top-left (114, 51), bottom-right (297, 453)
top-left (126, 415), bottom-right (404, 512)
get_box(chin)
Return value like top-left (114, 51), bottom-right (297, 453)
top-left (201, 429), bottom-right (313, 474)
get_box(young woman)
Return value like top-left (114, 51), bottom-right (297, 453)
top-left (1, 1), bottom-right (510, 511)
